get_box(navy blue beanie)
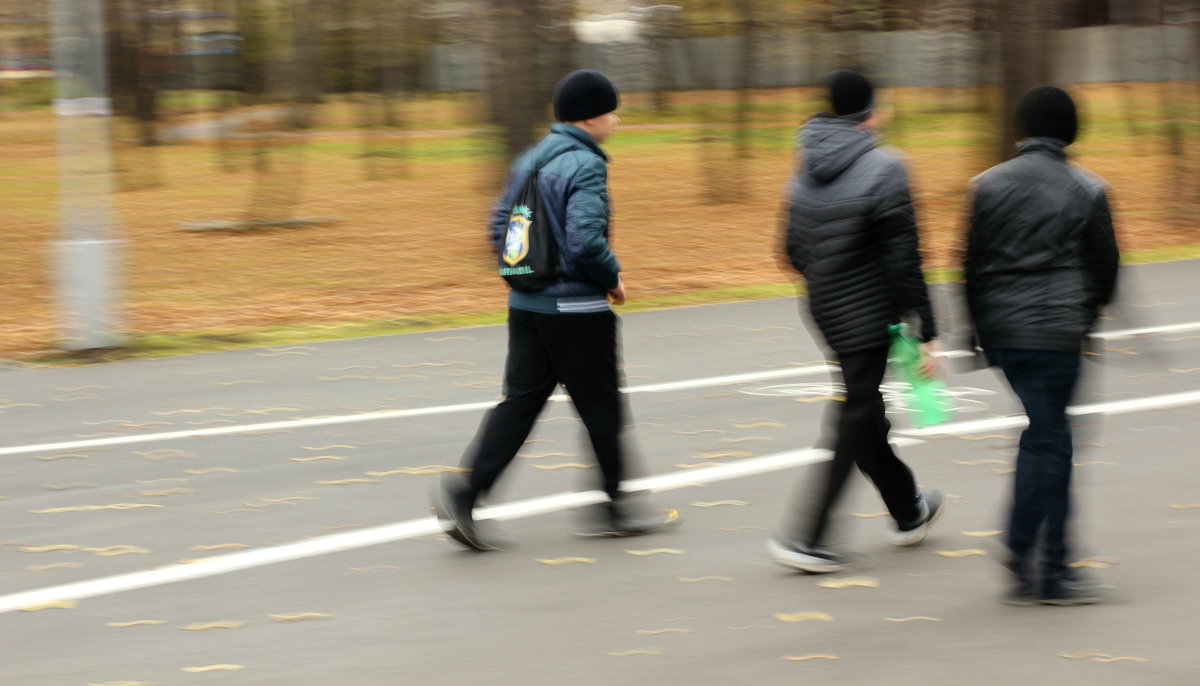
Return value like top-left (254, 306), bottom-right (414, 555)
top-left (553, 69), bottom-right (619, 122)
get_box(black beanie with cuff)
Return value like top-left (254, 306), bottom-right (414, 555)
top-left (553, 69), bottom-right (620, 123)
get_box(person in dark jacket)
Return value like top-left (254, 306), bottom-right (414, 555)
top-left (963, 84), bottom-right (1119, 605)
top-left (768, 70), bottom-right (945, 574)
top-left (434, 69), bottom-right (674, 551)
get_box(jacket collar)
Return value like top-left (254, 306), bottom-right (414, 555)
top-left (1017, 137), bottom-right (1069, 161)
top-left (550, 123), bottom-right (608, 161)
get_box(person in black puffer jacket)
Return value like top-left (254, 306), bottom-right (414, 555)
top-left (768, 70), bottom-right (945, 574)
top-left (964, 85), bottom-right (1119, 606)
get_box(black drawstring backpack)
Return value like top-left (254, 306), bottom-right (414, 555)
top-left (498, 159), bottom-right (562, 291)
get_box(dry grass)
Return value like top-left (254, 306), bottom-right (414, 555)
top-left (2, 82), bottom-right (1197, 359)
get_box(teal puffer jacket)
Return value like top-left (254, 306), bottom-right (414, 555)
top-left (488, 124), bottom-right (620, 297)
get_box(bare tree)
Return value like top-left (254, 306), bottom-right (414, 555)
top-left (646, 4), bottom-right (681, 114)
top-left (490, 0), bottom-right (543, 166)
top-left (130, 0), bottom-right (161, 146)
top-left (289, 0), bottom-right (321, 128)
top-left (734, 0), bottom-right (759, 162)
top-left (996, 0), bottom-right (1056, 160)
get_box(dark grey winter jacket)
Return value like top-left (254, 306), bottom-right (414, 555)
top-left (964, 138), bottom-right (1119, 352)
top-left (784, 116), bottom-right (937, 354)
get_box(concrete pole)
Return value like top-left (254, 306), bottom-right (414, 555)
top-left (49, 0), bottom-right (122, 350)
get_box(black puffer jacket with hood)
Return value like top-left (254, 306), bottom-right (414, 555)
top-left (784, 116), bottom-right (936, 354)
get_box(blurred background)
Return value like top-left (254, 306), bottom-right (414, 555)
top-left (1, 0), bottom-right (1198, 360)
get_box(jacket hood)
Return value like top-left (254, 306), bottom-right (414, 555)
top-left (800, 116), bottom-right (876, 183)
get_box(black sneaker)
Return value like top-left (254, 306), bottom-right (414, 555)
top-left (1003, 579), bottom-right (1039, 606)
top-left (572, 498), bottom-right (679, 537)
top-left (1040, 575), bottom-right (1103, 606)
top-left (1001, 557), bottom-right (1038, 606)
top-left (431, 487), bottom-right (500, 552)
top-left (888, 490), bottom-right (945, 547)
top-left (766, 537), bottom-right (848, 574)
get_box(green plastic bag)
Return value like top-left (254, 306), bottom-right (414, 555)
top-left (887, 323), bottom-right (954, 428)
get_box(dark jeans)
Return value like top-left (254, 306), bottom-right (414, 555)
top-left (459, 308), bottom-right (625, 504)
top-left (794, 346), bottom-right (921, 546)
top-left (987, 348), bottom-right (1082, 585)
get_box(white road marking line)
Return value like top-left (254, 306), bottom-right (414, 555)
top-left (895, 388), bottom-right (1200, 437)
top-left (0, 366), bottom-right (834, 457)
top-left (1093, 321), bottom-right (1200, 340)
top-left (3, 383), bottom-right (1196, 613)
top-left (0, 445), bottom-right (840, 614)
top-left (6, 316), bottom-right (1196, 457)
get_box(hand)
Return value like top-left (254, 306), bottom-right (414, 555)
top-left (608, 278), bottom-right (626, 306)
top-left (919, 339), bottom-right (943, 379)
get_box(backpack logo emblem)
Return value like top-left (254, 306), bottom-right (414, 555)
top-left (502, 205), bottom-right (532, 266)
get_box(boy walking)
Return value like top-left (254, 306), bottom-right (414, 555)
top-left (435, 70), bottom-right (673, 551)
top-left (769, 70), bottom-right (944, 573)
top-left (963, 85), bottom-right (1119, 604)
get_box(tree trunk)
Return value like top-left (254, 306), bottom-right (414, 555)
top-left (735, 0), bottom-right (757, 163)
top-left (131, 0), bottom-right (159, 146)
top-left (997, 0), bottom-right (1054, 160)
top-left (492, 0), bottom-right (542, 166)
top-left (289, 0), bottom-right (321, 128)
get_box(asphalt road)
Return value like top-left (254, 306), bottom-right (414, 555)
top-left (2, 259), bottom-right (1198, 686)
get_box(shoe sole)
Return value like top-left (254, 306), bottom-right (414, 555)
top-left (766, 539), bottom-right (847, 574)
top-left (888, 498), bottom-right (946, 547)
top-left (1039, 596), bottom-right (1100, 606)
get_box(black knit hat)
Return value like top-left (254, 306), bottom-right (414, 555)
top-left (553, 69), bottom-right (620, 123)
top-left (828, 69), bottom-right (874, 117)
top-left (1017, 85), bottom-right (1078, 145)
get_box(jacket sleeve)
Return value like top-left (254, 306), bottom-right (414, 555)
top-left (1082, 190), bottom-right (1119, 311)
top-left (782, 180), bottom-right (809, 276)
top-left (873, 163), bottom-right (937, 341)
top-left (959, 179), bottom-right (988, 358)
top-left (564, 155), bottom-right (621, 289)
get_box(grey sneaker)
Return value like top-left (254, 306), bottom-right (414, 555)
top-left (888, 490), bottom-right (944, 547)
top-left (766, 537), bottom-right (848, 574)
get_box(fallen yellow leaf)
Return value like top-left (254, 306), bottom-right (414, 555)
top-left (774, 611), bottom-right (833, 622)
top-left (270, 613), bottom-right (330, 622)
top-left (537, 557), bottom-right (597, 565)
top-left (180, 621), bottom-right (245, 631)
top-left (20, 599), bottom-right (77, 611)
top-left (817, 577), bottom-right (880, 589)
top-left (885, 616), bottom-right (942, 622)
